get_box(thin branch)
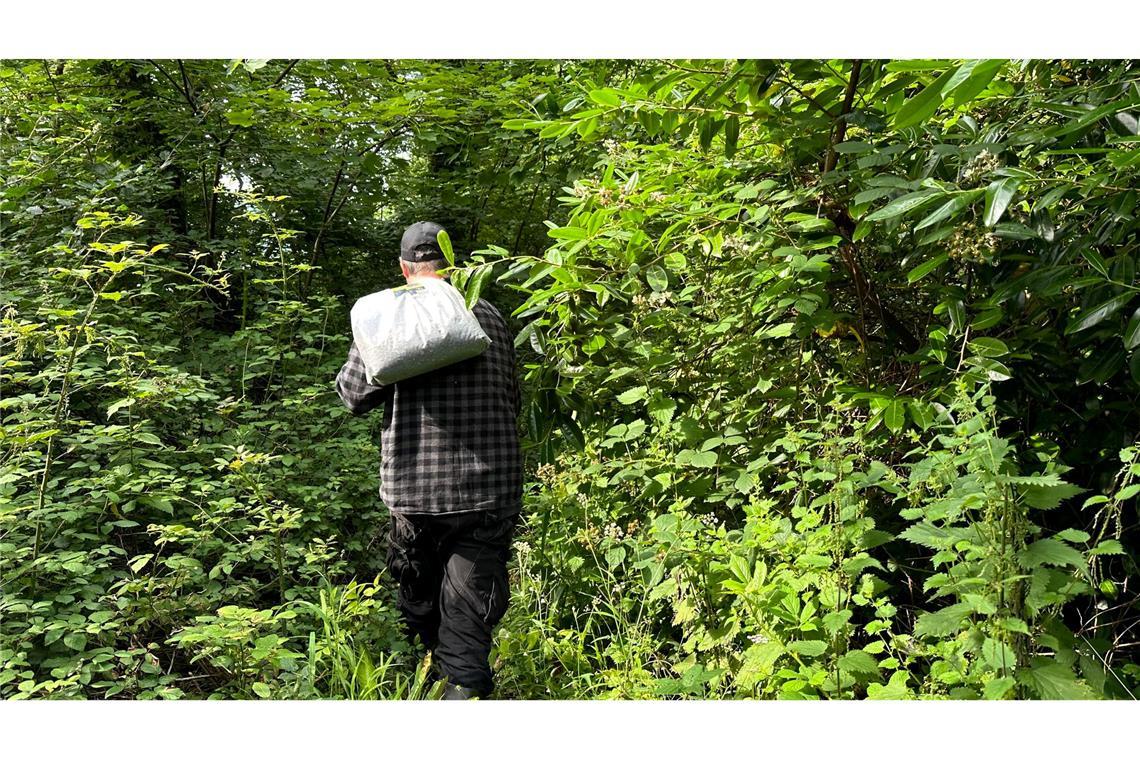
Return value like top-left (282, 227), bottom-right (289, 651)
top-left (822, 59), bottom-right (863, 175)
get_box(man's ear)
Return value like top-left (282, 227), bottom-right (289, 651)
top-left (399, 260), bottom-right (410, 280)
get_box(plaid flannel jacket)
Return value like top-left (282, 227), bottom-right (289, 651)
top-left (335, 297), bottom-right (523, 515)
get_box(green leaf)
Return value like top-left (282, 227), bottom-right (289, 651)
top-left (1090, 539), bottom-right (1124, 556)
top-left (225, 109), bottom-right (255, 127)
top-left (616, 386), bottom-right (648, 405)
top-left (63, 632), bottom-right (87, 651)
top-left (981, 637), bottom-right (1017, 672)
top-left (884, 399), bottom-right (906, 433)
top-left (838, 649), bottom-right (880, 675)
top-left (588, 88), bottom-right (622, 108)
top-left (645, 265), bottom-right (668, 292)
top-left (983, 178), bottom-right (1020, 227)
top-left (1018, 661), bottom-right (1095, 700)
top-left (690, 451), bottom-right (719, 468)
top-left (1021, 482), bottom-right (1085, 510)
top-left (914, 189), bottom-right (983, 230)
top-left (907, 253), bottom-right (949, 283)
top-left (436, 229), bottom-right (455, 267)
top-left (865, 190), bottom-right (944, 222)
top-left (913, 601), bottom-right (973, 638)
top-left (969, 337), bottom-right (1009, 358)
top-left (1019, 538), bottom-right (1086, 569)
top-left (648, 394), bottom-right (677, 426)
top-left (724, 115), bottom-right (740, 158)
top-left (1124, 307), bottom-right (1140, 350)
top-left (1065, 293), bottom-right (1133, 334)
top-left (548, 226), bottom-right (588, 241)
top-left (464, 265), bottom-right (492, 309)
top-left (787, 640), bottom-right (827, 657)
top-left (945, 60), bottom-right (1005, 107)
top-left (252, 682), bottom-right (272, 699)
top-left (106, 397), bottom-right (136, 419)
top-left (983, 676), bottom-right (1016, 700)
top-left (893, 67), bottom-right (957, 129)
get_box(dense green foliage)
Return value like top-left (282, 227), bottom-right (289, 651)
top-left (2, 59), bottom-right (1138, 699)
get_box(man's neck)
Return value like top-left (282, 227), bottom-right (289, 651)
top-left (406, 272), bottom-right (445, 284)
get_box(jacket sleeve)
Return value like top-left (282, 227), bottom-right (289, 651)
top-left (335, 341), bottom-right (392, 416)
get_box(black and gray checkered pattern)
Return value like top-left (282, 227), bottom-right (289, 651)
top-left (335, 298), bottom-right (523, 515)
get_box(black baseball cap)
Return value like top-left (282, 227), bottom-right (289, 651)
top-left (400, 221), bottom-right (447, 262)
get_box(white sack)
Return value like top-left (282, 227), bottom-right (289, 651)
top-left (350, 278), bottom-right (491, 386)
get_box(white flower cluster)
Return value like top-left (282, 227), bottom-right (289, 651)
top-left (962, 149), bottom-right (1001, 186)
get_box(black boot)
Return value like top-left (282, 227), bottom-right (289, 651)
top-left (441, 682), bottom-right (487, 700)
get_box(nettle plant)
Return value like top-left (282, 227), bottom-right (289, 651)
top-left (896, 381), bottom-right (1124, 699)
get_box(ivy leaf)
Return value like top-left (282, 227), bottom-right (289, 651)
top-left (63, 632), bottom-right (87, 651)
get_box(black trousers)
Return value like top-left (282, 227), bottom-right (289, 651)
top-left (385, 505), bottom-right (519, 695)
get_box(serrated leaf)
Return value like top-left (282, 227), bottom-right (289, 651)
top-left (787, 639), bottom-right (827, 657)
top-left (616, 386), bottom-right (647, 405)
top-left (1021, 482), bottom-right (1085, 509)
top-left (913, 601), bottom-right (973, 638)
top-left (838, 649), bottom-right (880, 675)
top-left (1019, 538), bottom-right (1086, 569)
top-left (690, 451), bottom-right (718, 468)
top-left (981, 637), bottom-right (1017, 672)
top-left (983, 676), bottom-right (1016, 700)
top-left (1018, 661), bottom-right (1095, 700)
